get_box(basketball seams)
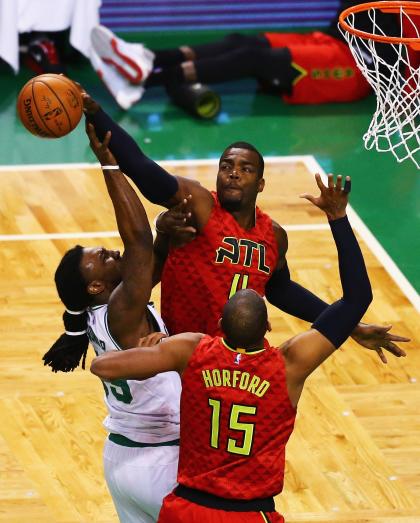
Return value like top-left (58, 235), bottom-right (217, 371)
top-left (35, 80), bottom-right (72, 137)
top-left (44, 75), bottom-right (83, 130)
top-left (16, 80), bottom-right (52, 138)
top-left (31, 78), bottom-right (61, 138)
top-left (43, 75), bottom-right (83, 127)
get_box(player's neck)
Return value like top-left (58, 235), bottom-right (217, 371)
top-left (222, 338), bottom-right (265, 353)
top-left (229, 205), bottom-right (257, 230)
top-left (91, 292), bottom-right (110, 306)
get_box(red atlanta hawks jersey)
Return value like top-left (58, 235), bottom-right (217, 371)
top-left (161, 192), bottom-right (279, 336)
top-left (177, 335), bottom-right (296, 499)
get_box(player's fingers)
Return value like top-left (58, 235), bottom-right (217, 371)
top-left (387, 334), bottom-right (411, 342)
top-left (86, 122), bottom-right (94, 137)
top-left (384, 342), bottom-right (407, 357)
top-left (137, 333), bottom-right (167, 346)
top-left (168, 212), bottom-right (186, 221)
top-left (299, 193), bottom-right (316, 204)
top-left (313, 173), bottom-right (325, 192)
top-left (174, 226), bottom-right (197, 235)
top-left (343, 176), bottom-right (351, 194)
top-left (378, 324), bottom-right (392, 333)
top-left (171, 219), bottom-right (188, 229)
top-left (180, 195), bottom-right (193, 212)
top-left (176, 207), bottom-right (192, 219)
top-left (327, 173), bottom-right (334, 189)
top-left (152, 333), bottom-right (168, 344)
top-left (336, 175), bottom-right (343, 191)
top-left (86, 123), bottom-right (99, 145)
top-left (81, 92), bottom-right (91, 111)
top-left (376, 348), bottom-right (387, 364)
top-left (175, 198), bottom-right (188, 208)
top-left (172, 196), bottom-right (191, 212)
top-left (73, 80), bottom-right (86, 95)
top-left (102, 131), bottom-right (112, 148)
top-left (169, 210), bottom-right (191, 222)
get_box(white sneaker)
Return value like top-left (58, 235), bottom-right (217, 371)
top-left (90, 49), bottom-right (145, 110)
top-left (91, 25), bottom-right (155, 85)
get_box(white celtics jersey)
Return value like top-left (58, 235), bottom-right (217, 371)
top-left (87, 303), bottom-right (181, 444)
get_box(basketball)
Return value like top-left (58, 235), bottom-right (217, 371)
top-left (16, 74), bottom-right (83, 138)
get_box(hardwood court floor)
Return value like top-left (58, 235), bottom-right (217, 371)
top-left (0, 158), bottom-right (418, 523)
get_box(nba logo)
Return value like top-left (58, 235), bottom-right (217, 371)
top-left (234, 353), bottom-right (241, 365)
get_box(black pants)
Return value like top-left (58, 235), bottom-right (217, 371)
top-left (148, 33), bottom-right (295, 93)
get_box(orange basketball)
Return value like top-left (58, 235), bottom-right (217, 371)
top-left (16, 74), bottom-right (83, 138)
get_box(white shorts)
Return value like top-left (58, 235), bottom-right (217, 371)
top-left (103, 437), bottom-right (179, 523)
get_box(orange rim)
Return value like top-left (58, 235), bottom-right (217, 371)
top-left (339, 1), bottom-right (420, 46)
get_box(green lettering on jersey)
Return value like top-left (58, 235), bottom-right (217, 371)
top-left (103, 379), bottom-right (133, 404)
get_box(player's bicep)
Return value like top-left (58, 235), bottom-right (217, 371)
top-left (272, 220), bottom-right (288, 269)
top-left (160, 332), bottom-right (204, 373)
top-left (90, 333), bottom-right (202, 380)
top-left (283, 329), bottom-right (336, 388)
top-left (165, 176), bottom-right (213, 229)
top-left (107, 247), bottom-right (154, 341)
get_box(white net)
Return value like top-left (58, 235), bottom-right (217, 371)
top-left (339, 3), bottom-right (420, 168)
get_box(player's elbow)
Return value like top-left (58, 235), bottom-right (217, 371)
top-left (90, 356), bottom-right (117, 381)
top-left (345, 281), bottom-right (373, 320)
top-left (357, 281), bottom-right (373, 315)
top-left (364, 284), bottom-right (373, 310)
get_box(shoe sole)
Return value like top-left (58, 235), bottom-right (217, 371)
top-left (91, 26), bottom-right (144, 84)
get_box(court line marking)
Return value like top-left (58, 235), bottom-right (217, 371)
top-left (0, 231), bottom-right (121, 241)
top-left (0, 156), bottom-right (312, 172)
top-left (0, 156), bottom-right (418, 311)
top-left (303, 156), bottom-right (420, 312)
top-left (0, 223), bottom-right (330, 242)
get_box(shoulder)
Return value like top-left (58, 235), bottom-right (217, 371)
top-left (182, 334), bottom-right (220, 372)
top-left (164, 332), bottom-right (206, 347)
top-left (271, 220), bottom-right (288, 254)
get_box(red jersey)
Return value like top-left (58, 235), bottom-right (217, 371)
top-left (177, 335), bottom-right (296, 500)
top-left (264, 31), bottom-right (371, 104)
top-left (161, 192), bottom-right (279, 336)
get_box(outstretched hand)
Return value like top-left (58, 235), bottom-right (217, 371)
top-left (65, 78), bottom-right (100, 116)
top-left (351, 323), bottom-right (409, 363)
top-left (156, 195), bottom-right (197, 247)
top-left (86, 123), bottom-right (117, 167)
top-left (137, 332), bottom-right (169, 347)
top-left (300, 173), bottom-right (351, 220)
top-left (81, 92), bottom-right (101, 116)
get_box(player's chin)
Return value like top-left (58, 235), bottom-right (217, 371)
top-left (220, 195), bottom-right (243, 212)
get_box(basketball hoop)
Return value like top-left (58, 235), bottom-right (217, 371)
top-left (338, 1), bottom-right (420, 168)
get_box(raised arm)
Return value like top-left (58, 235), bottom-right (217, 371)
top-left (83, 95), bottom-right (213, 230)
top-left (86, 124), bottom-right (153, 348)
top-left (283, 174), bottom-right (373, 407)
top-left (152, 197), bottom-right (197, 286)
top-left (266, 186), bottom-right (408, 361)
top-left (266, 221), bottom-right (331, 321)
top-left (90, 332), bottom-right (204, 381)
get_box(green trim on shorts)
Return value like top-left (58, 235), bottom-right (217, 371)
top-left (109, 433), bottom-right (180, 447)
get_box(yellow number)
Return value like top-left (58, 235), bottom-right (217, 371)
top-left (227, 404), bottom-right (256, 456)
top-left (208, 398), bottom-right (221, 448)
top-left (228, 273), bottom-right (249, 299)
top-left (208, 399), bottom-right (256, 456)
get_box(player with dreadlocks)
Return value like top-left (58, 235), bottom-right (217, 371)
top-left (43, 124), bottom-right (183, 523)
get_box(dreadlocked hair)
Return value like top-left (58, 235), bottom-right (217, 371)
top-left (43, 245), bottom-right (91, 372)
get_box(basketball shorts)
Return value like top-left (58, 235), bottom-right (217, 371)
top-left (263, 31), bottom-right (371, 104)
top-left (103, 437), bottom-right (179, 523)
top-left (158, 493), bottom-right (284, 523)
